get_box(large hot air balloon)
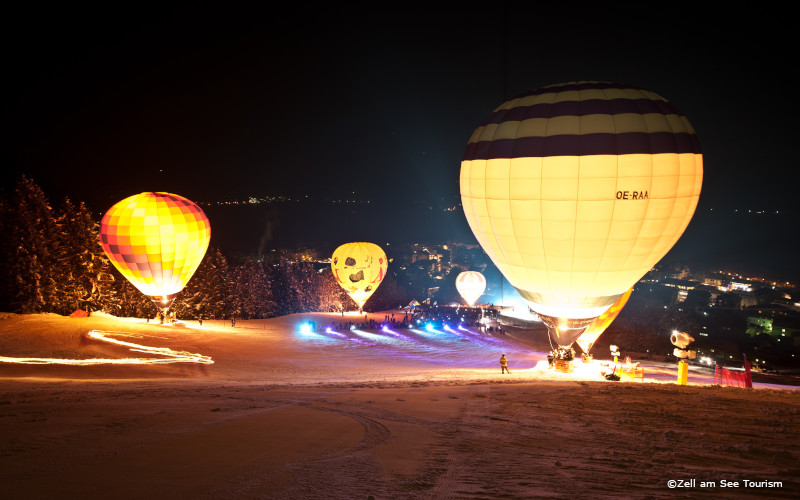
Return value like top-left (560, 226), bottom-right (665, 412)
top-left (331, 242), bottom-right (388, 313)
top-left (99, 192), bottom-right (211, 316)
top-left (574, 287), bottom-right (632, 356)
top-left (455, 271), bottom-right (486, 306)
top-left (460, 81), bottom-right (702, 352)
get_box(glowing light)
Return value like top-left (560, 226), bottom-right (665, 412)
top-left (455, 271), bottom-right (486, 306)
top-left (460, 81), bottom-right (702, 350)
top-left (575, 287), bottom-right (632, 355)
top-left (0, 330), bottom-right (213, 365)
top-left (99, 192), bottom-right (211, 314)
top-left (323, 328), bottom-right (347, 339)
top-left (330, 242), bottom-right (388, 313)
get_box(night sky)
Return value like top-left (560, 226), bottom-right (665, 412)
top-left (2, 6), bottom-right (798, 281)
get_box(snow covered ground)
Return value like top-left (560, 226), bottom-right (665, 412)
top-left (1, 311), bottom-right (799, 498)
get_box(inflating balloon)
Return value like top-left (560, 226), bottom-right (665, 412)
top-left (455, 271), bottom-right (486, 306)
top-left (574, 287), bottom-right (632, 355)
top-left (460, 81), bottom-right (702, 350)
top-left (331, 242), bottom-right (388, 313)
top-left (99, 192), bottom-right (211, 315)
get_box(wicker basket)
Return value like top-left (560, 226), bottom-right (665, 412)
top-left (554, 358), bottom-right (573, 372)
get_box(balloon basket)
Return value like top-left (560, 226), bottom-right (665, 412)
top-left (554, 359), bottom-right (573, 373)
top-left (581, 354), bottom-right (593, 363)
top-left (619, 362), bottom-right (644, 382)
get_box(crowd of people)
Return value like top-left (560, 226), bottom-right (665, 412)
top-left (323, 305), bottom-right (500, 333)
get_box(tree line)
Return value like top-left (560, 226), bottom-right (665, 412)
top-left (0, 177), bottom-right (410, 320)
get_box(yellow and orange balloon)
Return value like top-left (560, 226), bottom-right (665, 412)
top-left (574, 287), bottom-right (632, 355)
top-left (460, 81), bottom-right (702, 348)
top-left (331, 242), bottom-right (388, 313)
top-left (455, 271), bottom-right (486, 306)
top-left (99, 192), bottom-right (211, 313)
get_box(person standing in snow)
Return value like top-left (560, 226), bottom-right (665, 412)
top-left (500, 354), bottom-right (510, 374)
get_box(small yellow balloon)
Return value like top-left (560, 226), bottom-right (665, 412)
top-left (331, 242), bottom-right (388, 312)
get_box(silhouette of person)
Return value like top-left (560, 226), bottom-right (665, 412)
top-left (500, 354), bottom-right (510, 374)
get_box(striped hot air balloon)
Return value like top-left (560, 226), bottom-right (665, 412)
top-left (460, 82), bottom-right (702, 348)
top-left (99, 192), bottom-right (211, 315)
top-left (455, 271), bottom-right (486, 307)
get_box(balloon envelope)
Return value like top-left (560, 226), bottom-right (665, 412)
top-left (455, 271), bottom-right (486, 306)
top-left (574, 287), bottom-right (633, 354)
top-left (99, 192), bottom-right (211, 309)
top-left (331, 242), bottom-right (388, 311)
top-left (460, 82), bottom-right (702, 347)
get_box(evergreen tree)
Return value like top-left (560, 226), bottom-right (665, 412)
top-left (269, 258), bottom-right (301, 316)
top-left (293, 262), bottom-right (317, 312)
top-left (4, 176), bottom-right (60, 313)
top-left (53, 198), bottom-right (114, 315)
top-left (112, 271), bottom-right (155, 319)
top-left (171, 250), bottom-right (212, 321)
top-left (202, 248), bottom-right (233, 320)
top-left (316, 268), bottom-right (349, 313)
top-left (230, 259), bottom-right (275, 319)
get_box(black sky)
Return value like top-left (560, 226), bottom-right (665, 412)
top-left (2, 5), bottom-right (798, 281)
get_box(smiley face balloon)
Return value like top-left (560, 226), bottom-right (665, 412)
top-left (99, 192), bottom-right (211, 313)
top-left (331, 242), bottom-right (388, 313)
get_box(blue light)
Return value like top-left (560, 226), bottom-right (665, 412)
top-left (425, 322), bottom-right (434, 332)
top-left (300, 322), bottom-right (312, 334)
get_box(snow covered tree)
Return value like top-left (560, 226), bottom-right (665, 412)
top-left (108, 268), bottom-right (154, 319)
top-left (267, 258), bottom-right (302, 316)
top-left (52, 198), bottom-right (114, 315)
top-left (292, 262), bottom-right (318, 312)
top-left (315, 268), bottom-right (349, 313)
top-left (230, 259), bottom-right (275, 319)
top-left (196, 247), bottom-right (233, 320)
top-left (2, 176), bottom-right (60, 313)
top-left (171, 254), bottom-right (207, 321)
